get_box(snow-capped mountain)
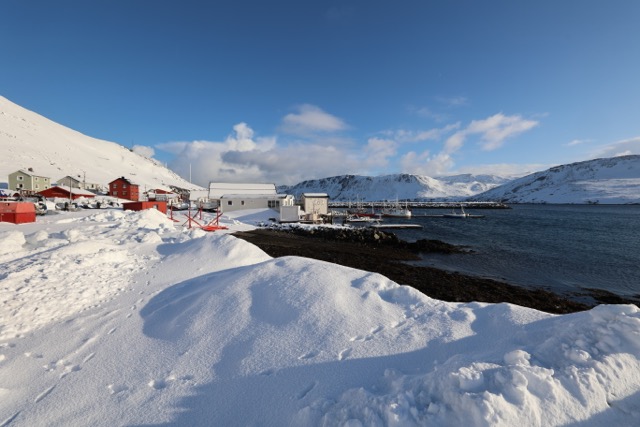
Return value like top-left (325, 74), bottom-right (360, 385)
top-left (472, 155), bottom-right (640, 204)
top-left (0, 96), bottom-right (201, 192)
top-left (277, 173), bottom-right (511, 201)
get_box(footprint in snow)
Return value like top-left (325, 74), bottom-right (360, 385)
top-left (59, 364), bottom-right (81, 379)
top-left (34, 385), bottom-right (55, 403)
top-left (107, 384), bottom-right (129, 395)
top-left (298, 350), bottom-right (320, 360)
top-left (297, 381), bottom-right (317, 400)
top-left (391, 320), bottom-right (406, 329)
top-left (338, 348), bottom-right (352, 361)
top-left (370, 325), bottom-right (384, 334)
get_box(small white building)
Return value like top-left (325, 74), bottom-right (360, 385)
top-left (207, 182), bottom-right (295, 214)
top-left (220, 194), bottom-right (294, 213)
top-left (300, 193), bottom-right (329, 217)
top-left (56, 175), bottom-right (103, 192)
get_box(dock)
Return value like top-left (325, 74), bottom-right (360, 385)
top-left (370, 223), bottom-right (423, 229)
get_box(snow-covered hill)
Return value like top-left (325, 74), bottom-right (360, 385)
top-left (0, 96), bottom-right (202, 192)
top-left (278, 173), bottom-right (511, 201)
top-left (472, 156), bottom-right (640, 204)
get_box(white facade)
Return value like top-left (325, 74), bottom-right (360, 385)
top-left (219, 194), bottom-right (294, 213)
top-left (300, 193), bottom-right (329, 216)
top-left (57, 175), bottom-right (103, 192)
top-left (279, 205), bottom-right (302, 222)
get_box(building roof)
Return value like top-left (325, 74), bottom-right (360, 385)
top-left (108, 176), bottom-right (139, 186)
top-left (42, 185), bottom-right (97, 197)
top-left (220, 193), bottom-right (289, 199)
top-left (209, 182), bottom-right (276, 198)
top-left (12, 169), bottom-right (49, 178)
top-left (301, 193), bottom-right (329, 198)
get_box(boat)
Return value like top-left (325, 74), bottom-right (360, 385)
top-left (443, 206), bottom-right (470, 218)
top-left (346, 198), bottom-right (379, 217)
top-left (345, 214), bottom-right (381, 223)
top-left (381, 199), bottom-right (411, 218)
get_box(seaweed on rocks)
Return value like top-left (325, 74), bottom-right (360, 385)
top-left (233, 227), bottom-right (595, 314)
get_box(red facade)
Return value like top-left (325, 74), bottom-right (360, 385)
top-left (0, 202), bottom-right (36, 224)
top-left (38, 187), bottom-right (94, 200)
top-left (108, 177), bottom-right (139, 201)
top-left (122, 201), bottom-right (167, 214)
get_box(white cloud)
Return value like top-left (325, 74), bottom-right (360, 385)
top-left (567, 138), bottom-right (592, 147)
top-left (414, 107), bottom-right (449, 123)
top-left (281, 104), bottom-right (348, 135)
top-left (401, 150), bottom-right (454, 176)
top-left (156, 123), bottom-right (277, 186)
top-left (158, 122), bottom-right (366, 186)
top-left (132, 145), bottom-right (155, 159)
top-left (591, 137), bottom-right (640, 159)
top-left (395, 113), bottom-right (539, 177)
top-left (466, 113), bottom-right (539, 151)
top-left (436, 96), bottom-right (469, 107)
top-left (364, 138), bottom-right (397, 168)
top-left (385, 123), bottom-right (461, 143)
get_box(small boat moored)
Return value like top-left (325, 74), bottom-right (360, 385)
top-left (443, 206), bottom-right (470, 219)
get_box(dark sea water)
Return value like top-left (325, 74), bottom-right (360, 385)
top-left (387, 205), bottom-right (640, 298)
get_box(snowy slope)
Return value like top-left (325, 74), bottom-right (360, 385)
top-left (0, 96), bottom-right (202, 191)
top-left (472, 156), bottom-right (640, 204)
top-left (278, 173), bottom-right (510, 201)
top-left (1, 209), bottom-right (639, 426)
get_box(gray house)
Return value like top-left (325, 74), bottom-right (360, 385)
top-left (8, 169), bottom-right (51, 195)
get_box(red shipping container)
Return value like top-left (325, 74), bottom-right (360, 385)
top-left (122, 201), bottom-right (167, 214)
top-left (0, 202), bottom-right (36, 224)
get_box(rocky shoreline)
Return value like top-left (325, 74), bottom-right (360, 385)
top-left (232, 226), bottom-right (638, 314)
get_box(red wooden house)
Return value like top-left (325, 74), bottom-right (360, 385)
top-left (38, 186), bottom-right (96, 200)
top-left (108, 177), bottom-right (139, 201)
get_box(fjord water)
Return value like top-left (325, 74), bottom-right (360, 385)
top-left (395, 205), bottom-right (640, 298)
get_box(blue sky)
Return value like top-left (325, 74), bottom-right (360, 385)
top-left (2, 0), bottom-right (639, 186)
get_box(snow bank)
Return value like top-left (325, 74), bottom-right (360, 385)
top-left (1, 209), bottom-right (639, 426)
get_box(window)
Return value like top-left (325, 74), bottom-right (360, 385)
top-left (35, 177), bottom-right (39, 182)
top-left (113, 191), bottom-right (118, 196)
top-left (228, 201), bottom-right (233, 205)
top-left (123, 184), bottom-right (127, 188)
top-left (18, 176), bottom-right (23, 181)
top-left (241, 201), bottom-right (245, 206)
top-left (35, 185), bottom-right (39, 189)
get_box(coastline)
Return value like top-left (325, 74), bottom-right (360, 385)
top-left (232, 227), bottom-right (610, 314)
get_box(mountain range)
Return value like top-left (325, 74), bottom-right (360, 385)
top-left (2, 96), bottom-right (638, 204)
top-left (0, 96), bottom-right (201, 192)
top-left (471, 155), bottom-right (640, 204)
top-left (277, 173), bottom-right (510, 201)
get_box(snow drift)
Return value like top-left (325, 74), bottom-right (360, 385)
top-left (0, 209), bottom-right (639, 426)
